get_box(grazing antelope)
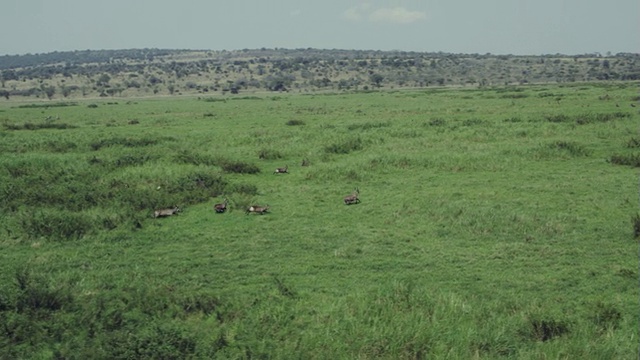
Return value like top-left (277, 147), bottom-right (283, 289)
top-left (214, 198), bottom-right (229, 213)
top-left (246, 204), bottom-right (270, 215)
top-left (274, 165), bottom-right (288, 174)
top-left (343, 188), bottom-right (360, 205)
top-left (153, 206), bottom-right (181, 218)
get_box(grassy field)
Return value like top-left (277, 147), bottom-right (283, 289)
top-left (0, 82), bottom-right (638, 359)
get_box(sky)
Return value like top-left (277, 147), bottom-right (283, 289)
top-left (1, 0), bottom-right (638, 56)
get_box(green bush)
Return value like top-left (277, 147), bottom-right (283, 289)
top-left (173, 150), bottom-right (219, 166)
top-left (609, 153), bottom-right (640, 167)
top-left (18, 209), bottom-right (95, 240)
top-left (285, 119), bottom-right (305, 126)
top-left (220, 160), bottom-right (261, 174)
top-left (325, 137), bottom-right (363, 154)
top-left (258, 148), bottom-right (282, 160)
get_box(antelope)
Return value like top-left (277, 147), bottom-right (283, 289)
top-left (153, 206), bottom-right (181, 218)
top-left (214, 198), bottom-right (229, 213)
top-left (274, 165), bottom-right (288, 174)
top-left (343, 188), bottom-right (360, 205)
top-left (246, 204), bottom-right (270, 215)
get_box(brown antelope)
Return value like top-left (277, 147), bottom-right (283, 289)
top-left (343, 188), bottom-right (360, 205)
top-left (274, 165), bottom-right (288, 174)
top-left (214, 198), bottom-right (229, 213)
top-left (153, 206), bottom-right (181, 218)
top-left (246, 204), bottom-right (270, 215)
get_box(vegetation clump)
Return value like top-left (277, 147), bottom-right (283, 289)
top-left (0, 82), bottom-right (636, 359)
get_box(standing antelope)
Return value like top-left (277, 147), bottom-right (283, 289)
top-left (343, 188), bottom-right (360, 205)
top-left (153, 206), bottom-right (181, 218)
top-left (214, 198), bottom-right (229, 213)
top-left (246, 205), bottom-right (270, 215)
top-left (274, 165), bottom-right (288, 174)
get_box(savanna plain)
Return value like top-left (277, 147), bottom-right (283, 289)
top-left (0, 82), bottom-right (638, 359)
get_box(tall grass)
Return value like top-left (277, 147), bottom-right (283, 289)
top-left (0, 83), bottom-right (637, 358)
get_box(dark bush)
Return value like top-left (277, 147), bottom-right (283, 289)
top-left (285, 119), bottom-right (305, 126)
top-left (500, 93), bottom-right (529, 99)
top-left (90, 136), bottom-right (167, 151)
top-left (258, 148), bottom-right (282, 160)
top-left (325, 137), bottom-right (363, 154)
top-left (575, 112), bottom-right (631, 125)
top-left (227, 183), bottom-right (259, 195)
top-left (545, 114), bottom-right (571, 123)
top-left (173, 150), bottom-right (218, 166)
top-left (591, 302), bottom-right (622, 331)
top-left (347, 121), bottom-right (390, 131)
top-left (112, 154), bottom-right (152, 167)
top-left (169, 171), bottom-right (227, 195)
top-left (633, 214), bottom-right (640, 238)
top-left (180, 293), bottom-right (221, 315)
top-left (14, 269), bottom-right (74, 312)
top-left (220, 160), bottom-right (260, 174)
top-left (520, 317), bottom-right (570, 342)
top-left (18, 209), bottom-right (95, 240)
top-left (503, 117), bottom-right (522, 123)
top-left (3, 122), bottom-right (77, 130)
top-left (551, 141), bottom-right (590, 157)
top-left (428, 118), bottom-right (446, 126)
top-left (16, 102), bottom-right (78, 109)
top-left (609, 153), bottom-right (640, 167)
top-left (105, 324), bottom-right (198, 359)
top-left (462, 118), bottom-right (484, 126)
top-left (626, 138), bottom-right (640, 148)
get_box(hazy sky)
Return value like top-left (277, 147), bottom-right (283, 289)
top-left (1, 0), bottom-right (638, 56)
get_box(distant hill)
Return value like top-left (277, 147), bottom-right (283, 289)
top-left (1, 48), bottom-right (638, 100)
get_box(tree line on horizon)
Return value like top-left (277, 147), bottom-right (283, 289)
top-left (0, 48), bottom-right (638, 100)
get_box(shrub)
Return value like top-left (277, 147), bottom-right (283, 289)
top-left (550, 141), bottom-right (590, 157)
top-left (15, 269), bottom-right (74, 312)
top-left (609, 153), bottom-right (640, 167)
top-left (90, 136), bottom-right (167, 151)
top-left (520, 317), bottom-right (570, 342)
top-left (575, 112), bottom-right (630, 125)
top-left (347, 121), bottom-right (390, 131)
top-left (462, 118), bottom-right (484, 126)
top-left (591, 302), bottom-right (622, 331)
top-left (3, 122), bottom-right (77, 131)
top-left (325, 137), bottom-right (363, 154)
top-left (285, 119), bottom-right (305, 126)
top-left (500, 93), bottom-right (529, 99)
top-left (545, 114), bottom-right (571, 123)
top-left (16, 102), bottom-right (77, 109)
top-left (227, 183), bottom-right (259, 195)
top-left (626, 138), bottom-right (640, 148)
top-left (427, 118), bottom-right (446, 126)
top-left (258, 148), bottom-right (282, 160)
top-left (18, 209), bottom-right (95, 240)
top-left (633, 214), bottom-right (640, 238)
top-left (173, 150), bottom-right (218, 166)
top-left (112, 154), bottom-right (153, 167)
top-left (220, 160), bottom-right (261, 174)
top-left (167, 171), bottom-right (227, 198)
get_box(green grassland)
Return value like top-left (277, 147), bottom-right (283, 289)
top-left (0, 82), bottom-right (638, 358)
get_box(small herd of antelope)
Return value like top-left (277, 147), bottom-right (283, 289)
top-left (153, 162), bottom-right (360, 219)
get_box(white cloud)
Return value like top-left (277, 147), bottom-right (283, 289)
top-left (342, 4), bottom-right (371, 22)
top-left (369, 7), bottom-right (426, 24)
top-left (343, 5), bottom-right (426, 24)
